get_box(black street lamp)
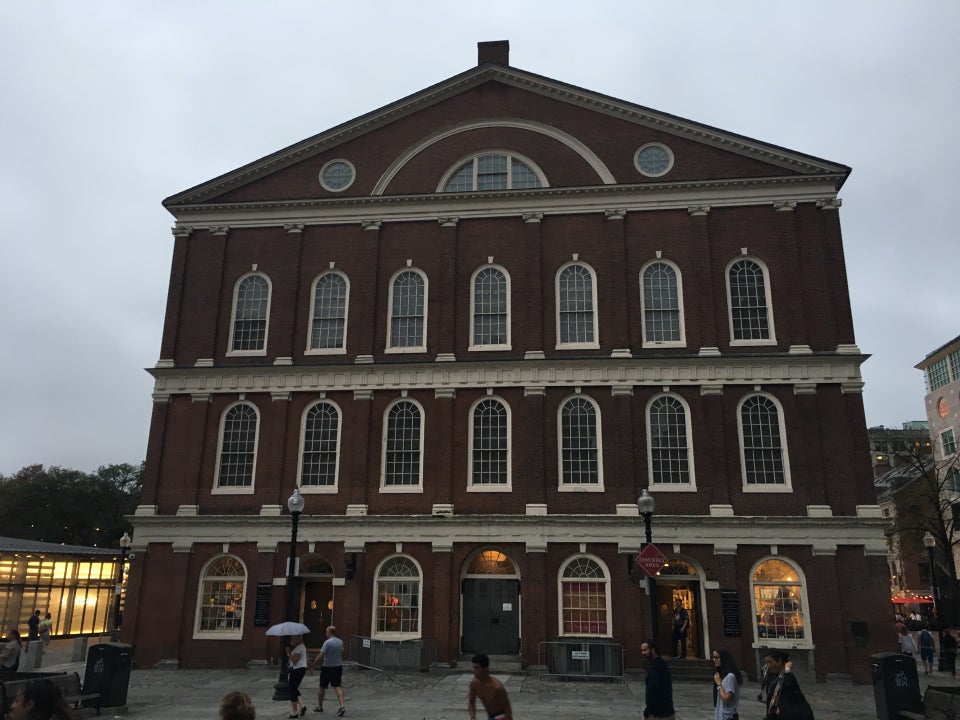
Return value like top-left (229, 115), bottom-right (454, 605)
top-left (273, 487), bottom-right (306, 701)
top-left (113, 532), bottom-right (132, 636)
top-left (923, 530), bottom-right (944, 658)
top-left (637, 489), bottom-right (658, 646)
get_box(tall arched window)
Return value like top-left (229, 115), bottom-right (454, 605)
top-left (647, 394), bottom-right (694, 487)
top-left (215, 402), bottom-right (258, 490)
top-left (556, 263), bottom-right (598, 348)
top-left (382, 400), bottom-right (423, 489)
top-left (641, 261), bottom-right (685, 345)
top-left (374, 555), bottom-right (422, 638)
top-left (558, 395), bottom-right (602, 489)
top-left (727, 258), bottom-right (775, 343)
top-left (308, 271), bottom-right (348, 353)
top-left (469, 397), bottom-right (510, 489)
top-left (299, 401), bottom-right (341, 489)
top-left (752, 558), bottom-right (810, 645)
top-left (387, 269), bottom-right (427, 351)
top-left (229, 273), bottom-right (271, 353)
top-left (739, 394), bottom-right (791, 489)
top-left (194, 555), bottom-right (246, 639)
top-left (470, 266), bottom-right (510, 349)
top-left (441, 153), bottom-right (544, 192)
top-left (558, 556), bottom-right (611, 637)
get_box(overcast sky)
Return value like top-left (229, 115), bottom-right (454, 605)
top-left (1, 1), bottom-right (957, 475)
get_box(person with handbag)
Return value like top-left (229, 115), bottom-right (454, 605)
top-left (764, 650), bottom-right (814, 720)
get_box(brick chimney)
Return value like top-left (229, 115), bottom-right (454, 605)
top-left (478, 40), bottom-right (510, 66)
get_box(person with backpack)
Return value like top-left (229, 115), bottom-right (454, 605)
top-left (918, 624), bottom-right (936, 676)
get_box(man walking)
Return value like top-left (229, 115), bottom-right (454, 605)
top-left (468, 653), bottom-right (513, 720)
top-left (641, 640), bottom-right (675, 720)
top-left (310, 626), bottom-right (346, 716)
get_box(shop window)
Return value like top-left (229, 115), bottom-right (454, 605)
top-left (374, 556), bottom-right (421, 638)
top-left (752, 558), bottom-right (809, 644)
top-left (195, 555), bottom-right (246, 639)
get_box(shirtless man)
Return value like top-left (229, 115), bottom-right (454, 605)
top-left (468, 653), bottom-right (513, 720)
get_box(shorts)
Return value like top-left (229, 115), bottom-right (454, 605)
top-left (320, 665), bottom-right (343, 688)
top-left (921, 646), bottom-right (935, 663)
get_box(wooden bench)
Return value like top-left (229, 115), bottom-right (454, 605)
top-left (900, 687), bottom-right (960, 720)
top-left (0, 671), bottom-right (101, 716)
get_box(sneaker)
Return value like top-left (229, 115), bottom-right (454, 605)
top-left (337, 709), bottom-right (346, 717)
top-left (300, 708), bottom-right (307, 717)
top-left (314, 708), bottom-right (323, 713)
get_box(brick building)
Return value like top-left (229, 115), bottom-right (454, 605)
top-left (124, 41), bottom-right (889, 681)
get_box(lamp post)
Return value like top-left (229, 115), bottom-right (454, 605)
top-left (637, 489), bottom-right (658, 646)
top-left (923, 530), bottom-right (944, 662)
top-left (113, 532), bottom-right (132, 638)
top-left (273, 488), bottom-right (306, 701)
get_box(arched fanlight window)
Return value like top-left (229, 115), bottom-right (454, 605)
top-left (442, 153), bottom-right (544, 192)
top-left (752, 558), bottom-right (810, 644)
top-left (373, 556), bottom-right (422, 638)
top-left (465, 550), bottom-right (517, 576)
top-left (194, 555), bottom-right (246, 638)
top-left (558, 555), bottom-right (611, 637)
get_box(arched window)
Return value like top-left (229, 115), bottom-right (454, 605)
top-left (469, 397), bottom-right (510, 489)
top-left (558, 556), bottom-right (611, 637)
top-left (382, 400), bottom-right (423, 489)
top-left (465, 550), bottom-right (517, 576)
top-left (299, 401), bottom-right (341, 489)
top-left (194, 555), bottom-right (246, 639)
top-left (727, 258), bottom-right (775, 343)
top-left (308, 271), bottom-right (348, 353)
top-left (215, 402), bottom-right (258, 490)
top-left (641, 261), bottom-right (685, 345)
top-left (374, 555), bottom-right (421, 638)
top-left (647, 394), bottom-right (694, 487)
top-left (558, 395), bottom-right (602, 489)
top-left (470, 266), bottom-right (510, 349)
top-left (556, 263), bottom-right (598, 348)
top-left (752, 558), bottom-right (810, 644)
top-left (229, 273), bottom-right (271, 354)
top-left (387, 269), bottom-right (427, 351)
top-left (739, 394), bottom-right (791, 489)
top-left (441, 153), bottom-right (544, 192)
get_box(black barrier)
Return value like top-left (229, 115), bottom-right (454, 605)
top-left (872, 652), bottom-right (923, 720)
top-left (84, 642), bottom-right (133, 707)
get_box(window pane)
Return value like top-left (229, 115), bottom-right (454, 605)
top-left (197, 558), bottom-right (246, 633)
top-left (390, 271), bottom-right (425, 348)
top-left (301, 402), bottom-right (339, 486)
top-left (384, 401), bottom-right (422, 486)
top-left (562, 580), bottom-right (608, 635)
top-left (232, 275), bottom-right (269, 351)
top-left (561, 398), bottom-right (599, 484)
top-left (649, 396), bottom-right (690, 484)
top-left (472, 399), bottom-right (508, 485)
top-left (643, 263), bottom-right (681, 342)
top-left (928, 358), bottom-right (950, 391)
top-left (754, 559), bottom-right (805, 640)
top-left (741, 396), bottom-right (785, 485)
top-left (558, 265), bottom-right (595, 344)
top-left (443, 161), bottom-right (475, 192)
top-left (511, 159), bottom-right (542, 189)
top-left (375, 558), bottom-right (420, 634)
top-left (311, 273), bottom-right (346, 349)
top-left (473, 268), bottom-right (508, 346)
top-left (218, 404), bottom-right (257, 487)
top-left (477, 154), bottom-right (508, 191)
top-left (729, 260), bottom-right (770, 340)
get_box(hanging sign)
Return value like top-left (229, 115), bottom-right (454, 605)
top-left (634, 544), bottom-right (668, 576)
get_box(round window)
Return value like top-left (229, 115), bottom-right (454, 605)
top-left (319, 160), bottom-right (355, 192)
top-left (635, 143), bottom-right (674, 178)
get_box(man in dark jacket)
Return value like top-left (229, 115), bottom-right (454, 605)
top-left (641, 640), bottom-right (675, 720)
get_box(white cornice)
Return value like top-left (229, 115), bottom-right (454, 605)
top-left (166, 175), bottom-right (843, 227)
top-left (128, 513), bottom-right (887, 555)
top-left (148, 355), bottom-right (865, 397)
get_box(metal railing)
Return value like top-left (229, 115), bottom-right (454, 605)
top-left (348, 635), bottom-right (437, 672)
top-left (538, 640), bottom-right (624, 681)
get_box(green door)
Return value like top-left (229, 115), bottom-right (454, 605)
top-left (462, 579), bottom-right (520, 655)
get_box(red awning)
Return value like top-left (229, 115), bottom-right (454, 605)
top-left (892, 596), bottom-right (934, 604)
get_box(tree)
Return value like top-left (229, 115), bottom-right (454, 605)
top-left (886, 442), bottom-right (960, 626)
top-left (0, 462), bottom-right (142, 546)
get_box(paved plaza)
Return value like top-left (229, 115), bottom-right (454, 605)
top-left (28, 640), bottom-right (960, 720)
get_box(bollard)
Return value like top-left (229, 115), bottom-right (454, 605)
top-left (23, 640), bottom-right (43, 669)
top-left (71, 636), bottom-right (89, 662)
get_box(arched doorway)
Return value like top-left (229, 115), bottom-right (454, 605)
top-left (655, 558), bottom-right (705, 659)
top-left (461, 550), bottom-right (520, 656)
top-left (299, 554), bottom-right (334, 649)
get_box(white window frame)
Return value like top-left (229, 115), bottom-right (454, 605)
top-left (193, 554), bottom-right (248, 640)
top-left (297, 399), bottom-right (342, 493)
top-left (556, 394), bottom-right (604, 492)
top-left (749, 556), bottom-right (813, 649)
top-left (941, 428), bottom-right (958, 459)
top-left (380, 398), bottom-right (425, 493)
top-left (645, 393), bottom-right (696, 491)
top-left (227, 272), bottom-right (272, 356)
top-left (640, 259), bottom-right (686, 347)
top-left (725, 256), bottom-right (777, 346)
top-left (467, 396), bottom-right (512, 492)
top-left (371, 554), bottom-right (423, 640)
top-left (557, 554), bottom-right (612, 638)
top-left (555, 262), bottom-right (600, 350)
top-left (737, 392), bottom-right (792, 492)
top-left (213, 401), bottom-right (259, 495)
top-left (436, 150), bottom-right (548, 192)
top-left (305, 270), bottom-right (349, 355)
top-left (468, 265), bottom-right (512, 351)
top-left (386, 268), bottom-right (428, 353)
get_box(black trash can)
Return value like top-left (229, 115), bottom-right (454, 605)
top-left (83, 642), bottom-right (133, 707)
top-left (872, 652), bottom-right (922, 720)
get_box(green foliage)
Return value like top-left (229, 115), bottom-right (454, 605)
top-left (0, 462), bottom-right (143, 547)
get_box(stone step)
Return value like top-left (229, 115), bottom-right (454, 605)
top-left (666, 658), bottom-right (714, 683)
top-left (455, 654), bottom-right (524, 673)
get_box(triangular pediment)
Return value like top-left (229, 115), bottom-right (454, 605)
top-left (164, 61), bottom-right (849, 214)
